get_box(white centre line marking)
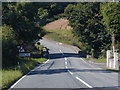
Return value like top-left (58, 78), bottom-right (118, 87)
top-left (65, 61), bottom-right (67, 65)
top-left (64, 57), bottom-right (67, 61)
top-left (75, 76), bottom-right (93, 88)
top-left (65, 66), bottom-right (68, 69)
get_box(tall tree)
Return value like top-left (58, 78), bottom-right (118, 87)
top-left (101, 2), bottom-right (120, 50)
top-left (64, 2), bottom-right (111, 58)
top-left (2, 2), bottom-right (44, 42)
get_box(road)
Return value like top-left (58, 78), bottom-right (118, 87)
top-left (11, 38), bottom-right (119, 89)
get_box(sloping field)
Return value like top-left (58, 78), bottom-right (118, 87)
top-left (43, 18), bottom-right (73, 30)
top-left (43, 19), bottom-right (83, 50)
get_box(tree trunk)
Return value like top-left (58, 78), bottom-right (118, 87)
top-left (111, 34), bottom-right (115, 52)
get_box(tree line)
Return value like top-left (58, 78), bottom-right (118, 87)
top-left (64, 2), bottom-right (120, 58)
top-left (2, 2), bottom-right (70, 67)
top-left (2, 2), bottom-right (120, 67)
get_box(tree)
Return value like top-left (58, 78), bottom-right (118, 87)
top-left (101, 2), bottom-right (120, 50)
top-left (2, 2), bottom-right (44, 42)
top-left (2, 24), bottom-right (17, 67)
top-left (64, 2), bottom-right (111, 58)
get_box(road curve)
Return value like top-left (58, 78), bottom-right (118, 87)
top-left (11, 38), bottom-right (119, 89)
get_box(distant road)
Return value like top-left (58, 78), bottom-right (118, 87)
top-left (11, 38), bottom-right (119, 89)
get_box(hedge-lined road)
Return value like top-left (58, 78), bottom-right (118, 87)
top-left (11, 38), bottom-right (118, 88)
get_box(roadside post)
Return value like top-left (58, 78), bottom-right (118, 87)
top-left (17, 62), bottom-right (20, 69)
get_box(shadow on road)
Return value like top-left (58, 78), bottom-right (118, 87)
top-left (49, 52), bottom-right (86, 59)
top-left (27, 68), bottom-right (114, 76)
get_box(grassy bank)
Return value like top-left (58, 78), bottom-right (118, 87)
top-left (85, 57), bottom-right (106, 63)
top-left (94, 58), bottom-right (106, 63)
top-left (44, 29), bottom-right (83, 48)
top-left (102, 67), bottom-right (120, 73)
top-left (2, 57), bottom-right (47, 89)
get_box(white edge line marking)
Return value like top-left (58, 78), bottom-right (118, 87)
top-left (80, 58), bottom-right (95, 68)
top-left (10, 75), bottom-right (26, 88)
top-left (10, 59), bottom-right (49, 88)
top-left (80, 58), bottom-right (87, 64)
top-left (75, 76), bottom-right (92, 88)
top-left (68, 70), bottom-right (73, 75)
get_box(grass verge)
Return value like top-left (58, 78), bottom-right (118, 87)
top-left (85, 58), bottom-right (91, 61)
top-left (2, 57), bottom-right (47, 89)
top-left (94, 58), bottom-right (106, 63)
top-left (102, 67), bottom-right (120, 73)
top-left (85, 57), bottom-right (106, 63)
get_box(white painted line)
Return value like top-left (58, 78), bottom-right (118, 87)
top-left (80, 58), bottom-right (95, 68)
top-left (59, 43), bottom-right (62, 45)
top-left (10, 75), bottom-right (26, 88)
top-left (59, 49), bottom-right (64, 55)
top-left (59, 49), bottom-right (62, 53)
top-left (44, 59), bottom-right (49, 64)
top-left (80, 58), bottom-right (88, 64)
top-left (65, 61), bottom-right (67, 65)
top-left (65, 66), bottom-right (68, 69)
top-left (30, 59), bottom-right (49, 72)
top-left (75, 76), bottom-right (92, 88)
top-left (10, 59), bottom-right (49, 88)
top-left (64, 57), bottom-right (67, 61)
top-left (68, 70), bottom-right (73, 75)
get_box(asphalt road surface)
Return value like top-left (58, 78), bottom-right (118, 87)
top-left (11, 38), bottom-right (119, 89)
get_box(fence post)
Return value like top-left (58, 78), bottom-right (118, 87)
top-left (106, 50), bottom-right (110, 67)
top-left (114, 53), bottom-right (119, 70)
top-left (18, 62), bottom-right (20, 69)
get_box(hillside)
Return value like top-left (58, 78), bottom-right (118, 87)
top-left (43, 18), bottom-right (82, 50)
top-left (43, 18), bottom-right (73, 30)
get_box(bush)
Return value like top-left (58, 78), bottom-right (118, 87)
top-left (2, 24), bottom-right (18, 67)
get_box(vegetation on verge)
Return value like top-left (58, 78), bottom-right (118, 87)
top-left (93, 58), bottom-right (106, 63)
top-left (2, 57), bottom-right (47, 89)
top-left (102, 67), bottom-right (120, 73)
top-left (44, 29), bottom-right (82, 47)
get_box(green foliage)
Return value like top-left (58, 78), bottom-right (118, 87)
top-left (2, 70), bottom-right (22, 89)
top-left (38, 8), bottom-right (48, 19)
top-left (2, 2), bottom-right (46, 67)
top-left (64, 2), bottom-right (112, 58)
top-left (35, 44), bottom-right (44, 51)
top-left (101, 2), bottom-right (120, 49)
top-left (94, 58), bottom-right (106, 63)
top-left (2, 57), bottom-right (47, 89)
top-left (85, 58), bottom-right (91, 61)
top-left (2, 24), bottom-right (18, 67)
top-left (44, 29), bottom-right (80, 46)
top-left (2, 2), bottom-right (44, 42)
top-left (101, 2), bottom-right (120, 35)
